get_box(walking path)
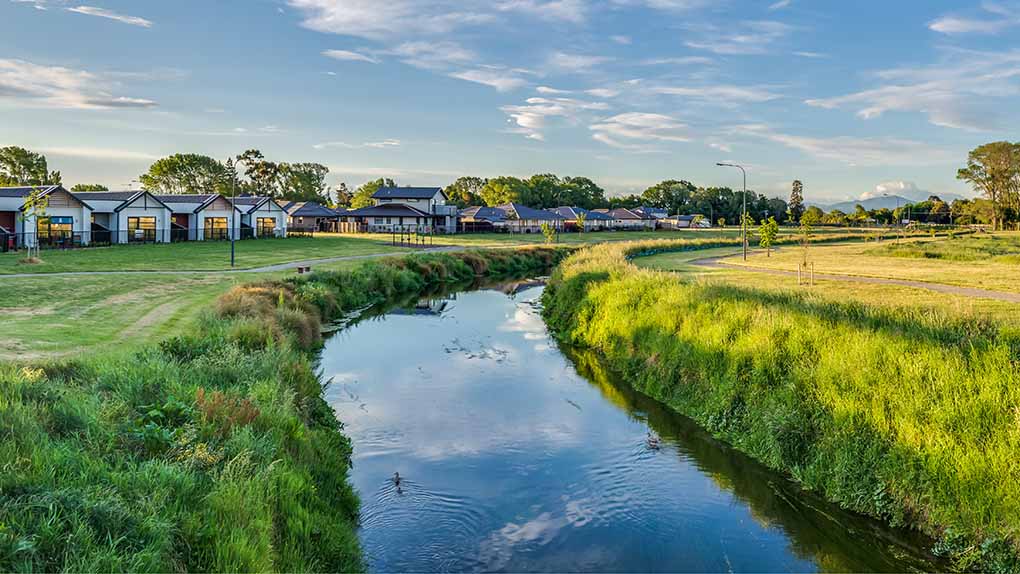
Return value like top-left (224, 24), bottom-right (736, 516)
top-left (690, 256), bottom-right (1020, 303)
top-left (0, 246), bottom-right (466, 279)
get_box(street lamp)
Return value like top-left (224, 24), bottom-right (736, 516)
top-left (717, 162), bottom-right (748, 260)
top-left (225, 159), bottom-right (237, 267)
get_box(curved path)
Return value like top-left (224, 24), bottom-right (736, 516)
top-left (690, 255), bottom-right (1020, 303)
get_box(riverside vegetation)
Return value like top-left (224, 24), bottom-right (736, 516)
top-left (0, 247), bottom-right (566, 572)
top-left (542, 238), bottom-right (1020, 572)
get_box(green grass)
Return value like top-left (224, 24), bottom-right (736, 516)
top-left (544, 238), bottom-right (1020, 572)
top-left (0, 235), bottom-right (409, 274)
top-left (0, 247), bottom-right (568, 572)
top-left (868, 233), bottom-right (1020, 263)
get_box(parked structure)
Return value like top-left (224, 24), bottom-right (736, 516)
top-left (155, 194), bottom-right (242, 241)
top-left (231, 196), bottom-right (289, 238)
top-left (547, 206), bottom-right (614, 231)
top-left (0, 185), bottom-right (93, 249)
top-left (73, 190), bottom-right (173, 244)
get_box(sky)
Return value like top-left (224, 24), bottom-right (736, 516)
top-left (2, 0), bottom-right (1018, 203)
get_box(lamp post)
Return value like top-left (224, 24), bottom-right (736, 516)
top-left (717, 162), bottom-right (748, 260)
top-left (226, 158), bottom-right (237, 267)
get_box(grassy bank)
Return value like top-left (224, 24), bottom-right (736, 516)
top-left (0, 247), bottom-right (567, 572)
top-left (542, 239), bottom-right (1020, 572)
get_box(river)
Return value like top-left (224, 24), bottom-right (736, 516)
top-left (319, 281), bottom-right (939, 572)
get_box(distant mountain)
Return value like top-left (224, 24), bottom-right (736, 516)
top-left (808, 192), bottom-right (968, 213)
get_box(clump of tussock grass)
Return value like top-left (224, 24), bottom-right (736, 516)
top-left (543, 238), bottom-right (1020, 572)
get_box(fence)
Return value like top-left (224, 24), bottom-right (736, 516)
top-left (0, 227), bottom-right (291, 254)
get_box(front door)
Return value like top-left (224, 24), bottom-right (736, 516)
top-left (127, 216), bottom-right (157, 243)
top-left (0, 211), bottom-right (14, 233)
top-left (204, 217), bottom-right (228, 240)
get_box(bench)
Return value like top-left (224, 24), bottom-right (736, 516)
top-left (297, 265), bottom-right (312, 274)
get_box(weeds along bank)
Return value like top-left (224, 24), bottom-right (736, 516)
top-left (0, 248), bottom-right (566, 573)
top-left (542, 239), bottom-right (1019, 572)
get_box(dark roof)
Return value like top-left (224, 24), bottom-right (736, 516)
top-left (285, 201), bottom-right (339, 218)
top-left (154, 194), bottom-right (217, 204)
top-left (634, 206), bottom-right (669, 218)
top-left (229, 196), bottom-right (284, 213)
top-left (499, 203), bottom-right (565, 221)
top-left (346, 203), bottom-right (432, 218)
top-left (70, 191), bottom-right (140, 202)
top-left (371, 186), bottom-right (446, 200)
top-left (459, 206), bottom-right (506, 222)
top-left (605, 208), bottom-right (653, 220)
top-left (548, 206), bottom-right (613, 221)
top-left (0, 185), bottom-right (61, 198)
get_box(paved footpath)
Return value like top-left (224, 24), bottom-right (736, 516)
top-left (691, 256), bottom-right (1020, 303)
top-left (0, 246), bottom-right (467, 279)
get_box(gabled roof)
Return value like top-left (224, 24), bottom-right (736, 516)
top-left (371, 186), bottom-right (447, 200)
top-left (548, 206), bottom-right (613, 221)
top-left (284, 201), bottom-right (338, 218)
top-left (229, 196), bottom-right (286, 214)
top-left (0, 185), bottom-right (95, 211)
top-left (72, 190), bottom-right (171, 213)
top-left (604, 208), bottom-right (654, 220)
top-left (346, 203), bottom-right (432, 218)
top-left (499, 203), bottom-right (565, 221)
top-left (153, 193), bottom-right (242, 214)
top-left (460, 206), bottom-right (506, 222)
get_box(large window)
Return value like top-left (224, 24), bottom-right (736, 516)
top-left (37, 216), bottom-right (73, 246)
top-left (204, 217), bottom-right (229, 240)
top-left (127, 216), bottom-right (157, 243)
top-left (256, 217), bottom-right (276, 237)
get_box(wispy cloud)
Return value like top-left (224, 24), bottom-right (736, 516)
top-left (497, 0), bottom-right (587, 23)
top-left (67, 5), bottom-right (152, 27)
top-left (546, 51), bottom-right (612, 72)
top-left (685, 20), bottom-right (792, 55)
top-left (288, 0), bottom-right (494, 40)
top-left (590, 112), bottom-right (690, 151)
top-left (651, 84), bottom-right (782, 104)
top-left (450, 68), bottom-right (528, 91)
top-left (0, 58), bottom-right (157, 110)
top-left (929, 3), bottom-right (1020, 35)
top-left (610, 35), bottom-right (632, 45)
top-left (388, 40), bottom-right (476, 70)
top-left (639, 56), bottom-right (714, 66)
top-left (322, 49), bottom-right (378, 63)
top-left (732, 124), bottom-right (956, 166)
top-left (501, 96), bottom-right (609, 140)
top-left (768, 0), bottom-right (792, 10)
top-left (37, 146), bottom-right (160, 161)
top-left (313, 139), bottom-right (402, 150)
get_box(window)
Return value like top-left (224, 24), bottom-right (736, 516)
top-left (374, 217), bottom-right (385, 225)
top-left (204, 217), bottom-right (228, 240)
top-left (127, 216), bottom-right (157, 242)
top-left (385, 217), bottom-right (392, 224)
top-left (37, 216), bottom-right (73, 245)
top-left (256, 217), bottom-right (276, 236)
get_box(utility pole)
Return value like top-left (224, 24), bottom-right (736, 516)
top-left (717, 162), bottom-right (748, 260)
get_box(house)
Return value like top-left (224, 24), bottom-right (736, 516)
top-left (634, 206), bottom-right (669, 220)
top-left (346, 187), bottom-right (458, 233)
top-left (660, 214), bottom-right (712, 229)
top-left (155, 194), bottom-right (242, 241)
top-left (594, 208), bottom-right (657, 230)
top-left (495, 203), bottom-right (565, 233)
top-left (0, 185), bottom-right (94, 249)
top-left (230, 196), bottom-right (288, 238)
top-left (283, 201), bottom-right (338, 233)
top-left (547, 206), bottom-right (614, 232)
top-left (458, 206), bottom-right (506, 232)
top-left (72, 190), bottom-right (173, 244)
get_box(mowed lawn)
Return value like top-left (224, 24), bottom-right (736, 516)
top-left (0, 234), bottom-right (409, 274)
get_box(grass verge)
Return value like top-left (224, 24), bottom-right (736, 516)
top-left (0, 247), bottom-right (568, 572)
top-left (542, 238), bottom-right (1020, 573)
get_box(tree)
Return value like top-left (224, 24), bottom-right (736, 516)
top-left (560, 176), bottom-right (607, 209)
top-left (759, 216), bottom-right (779, 256)
top-left (334, 182), bottom-right (353, 207)
top-left (140, 154), bottom-right (228, 194)
top-left (822, 209), bottom-right (847, 226)
top-left (800, 205), bottom-right (824, 227)
top-left (20, 187), bottom-right (48, 261)
top-left (351, 178), bottom-right (396, 209)
top-left (0, 146), bottom-right (61, 187)
top-left (70, 184), bottom-right (109, 192)
top-left (641, 180), bottom-right (695, 215)
top-left (278, 162), bottom-right (330, 203)
top-left (575, 211), bottom-right (587, 232)
top-left (608, 193), bottom-right (642, 209)
top-left (236, 149), bottom-right (281, 197)
top-left (480, 176), bottom-right (529, 206)
top-left (788, 180), bottom-right (804, 222)
top-left (446, 176), bottom-right (487, 208)
top-left (957, 141), bottom-right (1020, 230)
top-left (690, 214), bottom-right (704, 229)
top-left (540, 222), bottom-right (557, 244)
top-left (526, 174), bottom-right (561, 208)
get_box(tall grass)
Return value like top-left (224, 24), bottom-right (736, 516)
top-left (543, 239), bottom-right (1020, 572)
top-left (869, 234), bottom-right (1020, 263)
top-left (0, 247), bottom-right (566, 572)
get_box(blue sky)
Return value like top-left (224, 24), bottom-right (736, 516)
top-left (2, 0), bottom-right (1018, 202)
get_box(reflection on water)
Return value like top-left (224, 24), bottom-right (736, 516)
top-left (319, 284), bottom-right (940, 573)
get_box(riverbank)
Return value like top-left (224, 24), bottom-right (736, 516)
top-left (0, 247), bottom-right (567, 572)
top-left (541, 239), bottom-right (1019, 572)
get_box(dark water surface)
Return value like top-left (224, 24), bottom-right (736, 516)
top-left (319, 282), bottom-right (939, 572)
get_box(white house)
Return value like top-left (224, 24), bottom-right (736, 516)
top-left (71, 190), bottom-right (173, 244)
top-left (595, 208), bottom-right (657, 230)
top-left (350, 187), bottom-right (458, 233)
top-left (154, 194), bottom-right (243, 241)
top-left (231, 196), bottom-right (288, 238)
top-left (282, 201), bottom-right (339, 233)
top-left (547, 206), bottom-right (614, 232)
top-left (496, 203), bottom-right (565, 233)
top-left (0, 185), bottom-right (93, 248)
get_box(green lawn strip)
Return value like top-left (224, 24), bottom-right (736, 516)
top-left (0, 247), bottom-right (569, 572)
top-left (543, 238), bottom-right (1020, 572)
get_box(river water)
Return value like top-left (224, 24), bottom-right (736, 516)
top-left (319, 282), bottom-right (939, 572)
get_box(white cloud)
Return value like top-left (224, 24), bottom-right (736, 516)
top-left (794, 51), bottom-right (827, 58)
top-left (450, 69), bottom-right (528, 91)
top-left (67, 5), bottom-right (152, 27)
top-left (37, 146), bottom-right (159, 162)
top-left (313, 139), bottom-right (402, 150)
top-left (0, 58), bottom-right (157, 110)
top-left (585, 88), bottom-right (619, 98)
top-left (685, 20), bottom-right (792, 55)
top-left (497, 0), bottom-right (587, 23)
top-left (322, 49), bottom-right (378, 63)
top-left (536, 86), bottom-right (572, 94)
top-left (651, 84), bottom-right (781, 104)
top-left (768, 0), bottom-right (792, 10)
top-left (610, 34), bottom-right (632, 44)
top-left (388, 40), bottom-right (476, 70)
top-left (732, 124), bottom-right (957, 166)
top-left (590, 112), bottom-right (690, 151)
top-left (865, 181), bottom-right (926, 201)
top-left (640, 56), bottom-right (714, 66)
top-left (501, 96), bottom-right (609, 140)
top-left (929, 3), bottom-right (1020, 35)
top-left (546, 51), bottom-right (612, 72)
top-left (805, 48), bottom-right (1020, 131)
top-left (287, 0), bottom-right (494, 40)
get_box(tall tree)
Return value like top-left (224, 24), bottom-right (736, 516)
top-left (788, 180), bottom-right (805, 223)
top-left (0, 146), bottom-right (61, 186)
top-left (446, 176), bottom-right (487, 208)
top-left (957, 142), bottom-right (1020, 230)
top-left (560, 176), bottom-right (607, 209)
top-left (278, 162), bottom-right (330, 203)
top-left (526, 174), bottom-right (562, 208)
top-left (641, 180), bottom-right (695, 214)
top-left (351, 178), bottom-right (396, 209)
top-left (334, 182), bottom-right (353, 207)
top-left (236, 149), bottom-right (281, 197)
top-left (70, 184), bottom-right (109, 192)
top-left (480, 176), bottom-right (529, 206)
top-left (140, 154), bottom-right (228, 194)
